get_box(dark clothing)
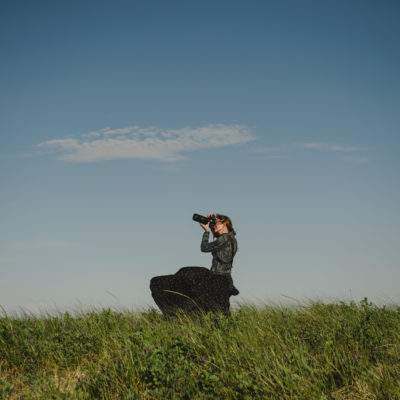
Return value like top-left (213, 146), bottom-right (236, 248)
top-left (150, 230), bottom-right (239, 316)
top-left (201, 231), bottom-right (238, 275)
top-left (150, 266), bottom-right (238, 316)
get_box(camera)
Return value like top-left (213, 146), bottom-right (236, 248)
top-left (192, 213), bottom-right (217, 231)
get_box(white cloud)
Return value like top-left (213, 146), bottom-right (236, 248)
top-left (37, 124), bottom-right (255, 163)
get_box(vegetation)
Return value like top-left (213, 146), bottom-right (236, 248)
top-left (0, 299), bottom-right (399, 399)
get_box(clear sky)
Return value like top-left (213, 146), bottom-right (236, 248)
top-left (1, 0), bottom-right (399, 314)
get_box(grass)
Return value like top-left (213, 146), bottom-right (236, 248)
top-left (0, 298), bottom-right (399, 399)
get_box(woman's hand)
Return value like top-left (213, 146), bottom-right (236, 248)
top-left (200, 212), bottom-right (213, 232)
top-left (200, 222), bottom-right (210, 232)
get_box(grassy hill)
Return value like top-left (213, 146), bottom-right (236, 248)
top-left (0, 299), bottom-right (399, 399)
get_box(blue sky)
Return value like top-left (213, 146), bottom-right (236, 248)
top-left (1, 0), bottom-right (399, 314)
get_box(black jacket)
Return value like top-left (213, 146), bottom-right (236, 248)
top-left (201, 231), bottom-right (238, 275)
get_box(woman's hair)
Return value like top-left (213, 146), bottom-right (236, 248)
top-left (216, 214), bottom-right (236, 235)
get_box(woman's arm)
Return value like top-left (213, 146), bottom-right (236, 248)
top-left (201, 232), bottom-right (228, 253)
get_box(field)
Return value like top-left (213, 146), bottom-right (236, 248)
top-left (0, 299), bottom-right (399, 399)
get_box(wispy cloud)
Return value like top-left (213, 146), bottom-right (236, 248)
top-left (251, 142), bottom-right (367, 163)
top-left (37, 124), bottom-right (255, 163)
top-left (296, 142), bottom-right (363, 152)
top-left (297, 142), bottom-right (368, 163)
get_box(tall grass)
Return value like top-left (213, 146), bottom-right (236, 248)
top-left (0, 299), bottom-right (399, 399)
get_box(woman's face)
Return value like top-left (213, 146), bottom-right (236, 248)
top-left (214, 219), bottom-right (228, 234)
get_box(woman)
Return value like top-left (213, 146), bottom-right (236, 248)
top-left (199, 213), bottom-right (238, 276)
top-left (150, 213), bottom-right (239, 315)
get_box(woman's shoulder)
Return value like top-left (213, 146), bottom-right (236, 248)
top-left (217, 232), bottom-right (236, 242)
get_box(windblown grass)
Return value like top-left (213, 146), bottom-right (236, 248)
top-left (0, 299), bottom-right (399, 399)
